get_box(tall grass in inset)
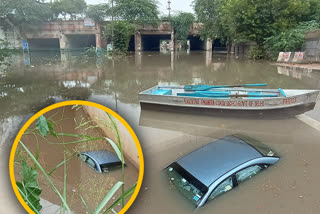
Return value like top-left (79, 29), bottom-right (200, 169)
top-left (15, 110), bottom-right (137, 214)
top-left (106, 112), bottom-right (126, 208)
top-left (62, 153), bottom-right (67, 213)
top-left (93, 181), bottom-right (123, 214)
top-left (19, 141), bottom-right (72, 213)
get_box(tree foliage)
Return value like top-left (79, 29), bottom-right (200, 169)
top-left (85, 4), bottom-right (110, 22)
top-left (194, 0), bottom-right (320, 58)
top-left (194, 0), bottom-right (229, 42)
top-left (170, 12), bottom-right (195, 41)
top-left (51, 0), bottom-right (87, 20)
top-left (265, 20), bottom-right (320, 58)
top-left (16, 161), bottom-right (42, 213)
top-left (113, 0), bottom-right (159, 25)
top-left (0, 0), bottom-right (52, 32)
top-left (105, 21), bottom-right (136, 53)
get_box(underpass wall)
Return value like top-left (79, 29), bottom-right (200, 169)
top-left (82, 106), bottom-right (140, 170)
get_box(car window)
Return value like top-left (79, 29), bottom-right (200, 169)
top-left (86, 157), bottom-right (97, 170)
top-left (209, 177), bottom-right (233, 200)
top-left (236, 165), bottom-right (263, 184)
top-left (79, 154), bottom-right (87, 162)
top-left (167, 163), bottom-right (207, 206)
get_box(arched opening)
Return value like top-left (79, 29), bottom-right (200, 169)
top-left (141, 34), bottom-right (171, 51)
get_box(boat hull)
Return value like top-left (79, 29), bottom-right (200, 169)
top-left (139, 86), bottom-right (320, 117)
top-left (140, 102), bottom-right (316, 118)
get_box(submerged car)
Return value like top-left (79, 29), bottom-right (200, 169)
top-left (79, 150), bottom-right (122, 173)
top-left (166, 134), bottom-right (279, 207)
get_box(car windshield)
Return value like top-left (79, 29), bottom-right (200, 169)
top-left (167, 162), bottom-right (207, 206)
top-left (235, 134), bottom-right (278, 157)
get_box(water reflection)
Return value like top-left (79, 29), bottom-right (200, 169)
top-left (1, 51), bottom-right (320, 213)
top-left (2, 51), bottom-right (320, 137)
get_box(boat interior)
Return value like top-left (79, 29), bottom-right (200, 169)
top-left (141, 86), bottom-right (315, 99)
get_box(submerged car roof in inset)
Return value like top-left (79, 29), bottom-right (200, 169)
top-left (80, 150), bottom-right (122, 173)
top-left (176, 135), bottom-right (264, 187)
top-left (84, 150), bottom-right (121, 164)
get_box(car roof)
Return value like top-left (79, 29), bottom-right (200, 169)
top-left (176, 135), bottom-right (263, 187)
top-left (82, 150), bottom-right (121, 165)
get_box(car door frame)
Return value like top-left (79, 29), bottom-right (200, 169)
top-left (197, 156), bottom-right (279, 207)
top-left (82, 153), bottom-right (102, 173)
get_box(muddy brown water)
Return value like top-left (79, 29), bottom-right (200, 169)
top-left (14, 106), bottom-right (138, 213)
top-left (1, 51), bottom-right (320, 213)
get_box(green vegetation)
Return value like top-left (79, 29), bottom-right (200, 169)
top-left (1, 0), bottom-right (318, 58)
top-left (105, 21), bottom-right (136, 53)
top-left (0, 0), bottom-right (52, 33)
top-left (52, 0), bottom-right (87, 20)
top-left (103, 0), bottom-right (159, 54)
top-left (0, 39), bottom-right (20, 74)
top-left (16, 160), bottom-right (42, 213)
top-left (169, 13), bottom-right (195, 42)
top-left (194, 0), bottom-right (229, 43)
top-left (265, 21), bottom-right (320, 59)
top-left (85, 4), bottom-right (110, 22)
top-left (0, 39), bottom-right (11, 73)
top-left (161, 12), bottom-right (195, 50)
top-left (113, 0), bottom-right (159, 25)
top-left (15, 108), bottom-right (137, 213)
top-left (194, 0), bottom-right (320, 59)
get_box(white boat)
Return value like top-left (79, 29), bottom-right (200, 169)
top-left (139, 85), bottom-right (320, 117)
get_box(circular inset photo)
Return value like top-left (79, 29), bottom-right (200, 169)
top-left (9, 101), bottom-right (144, 214)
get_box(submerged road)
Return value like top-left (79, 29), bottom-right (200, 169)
top-left (1, 51), bottom-right (320, 213)
top-left (299, 100), bottom-right (320, 130)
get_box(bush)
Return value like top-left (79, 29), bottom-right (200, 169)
top-left (104, 21), bottom-right (136, 53)
top-left (248, 46), bottom-right (266, 60)
top-left (264, 20), bottom-right (320, 59)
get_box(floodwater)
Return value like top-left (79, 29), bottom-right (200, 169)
top-left (1, 50), bottom-right (320, 213)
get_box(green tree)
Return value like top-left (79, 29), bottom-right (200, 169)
top-left (194, 0), bottom-right (230, 42)
top-left (105, 21), bottom-right (136, 52)
top-left (265, 20), bottom-right (320, 58)
top-left (51, 0), bottom-right (87, 20)
top-left (85, 4), bottom-right (110, 22)
top-left (194, 0), bottom-right (320, 58)
top-left (170, 12), bottom-right (195, 41)
top-left (113, 0), bottom-right (159, 25)
top-left (0, 0), bottom-right (52, 33)
top-left (221, 0), bottom-right (320, 44)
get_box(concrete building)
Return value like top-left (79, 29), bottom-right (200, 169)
top-left (1, 19), bottom-right (215, 52)
top-left (303, 29), bottom-right (320, 62)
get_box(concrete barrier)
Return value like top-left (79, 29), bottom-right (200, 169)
top-left (277, 52), bottom-right (292, 62)
top-left (283, 52), bottom-right (292, 62)
top-left (277, 52), bottom-right (284, 62)
top-left (82, 106), bottom-right (140, 169)
top-left (278, 52), bottom-right (306, 63)
top-left (292, 52), bottom-right (305, 63)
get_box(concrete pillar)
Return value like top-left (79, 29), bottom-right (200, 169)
top-left (239, 45), bottom-right (244, 56)
top-left (171, 30), bottom-right (175, 51)
top-left (204, 38), bottom-right (212, 51)
top-left (235, 44), bottom-right (239, 56)
top-left (59, 33), bottom-right (68, 50)
top-left (95, 23), bottom-right (102, 48)
top-left (135, 32), bottom-right (142, 51)
top-left (135, 51), bottom-right (142, 69)
top-left (206, 50), bottom-right (212, 67)
top-left (230, 44), bottom-right (235, 54)
top-left (171, 51), bottom-right (174, 71)
top-left (60, 51), bottom-right (67, 63)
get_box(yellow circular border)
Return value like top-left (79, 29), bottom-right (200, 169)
top-left (9, 100), bottom-right (144, 214)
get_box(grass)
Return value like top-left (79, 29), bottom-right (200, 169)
top-left (19, 141), bottom-right (72, 213)
top-left (14, 107), bottom-right (137, 213)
